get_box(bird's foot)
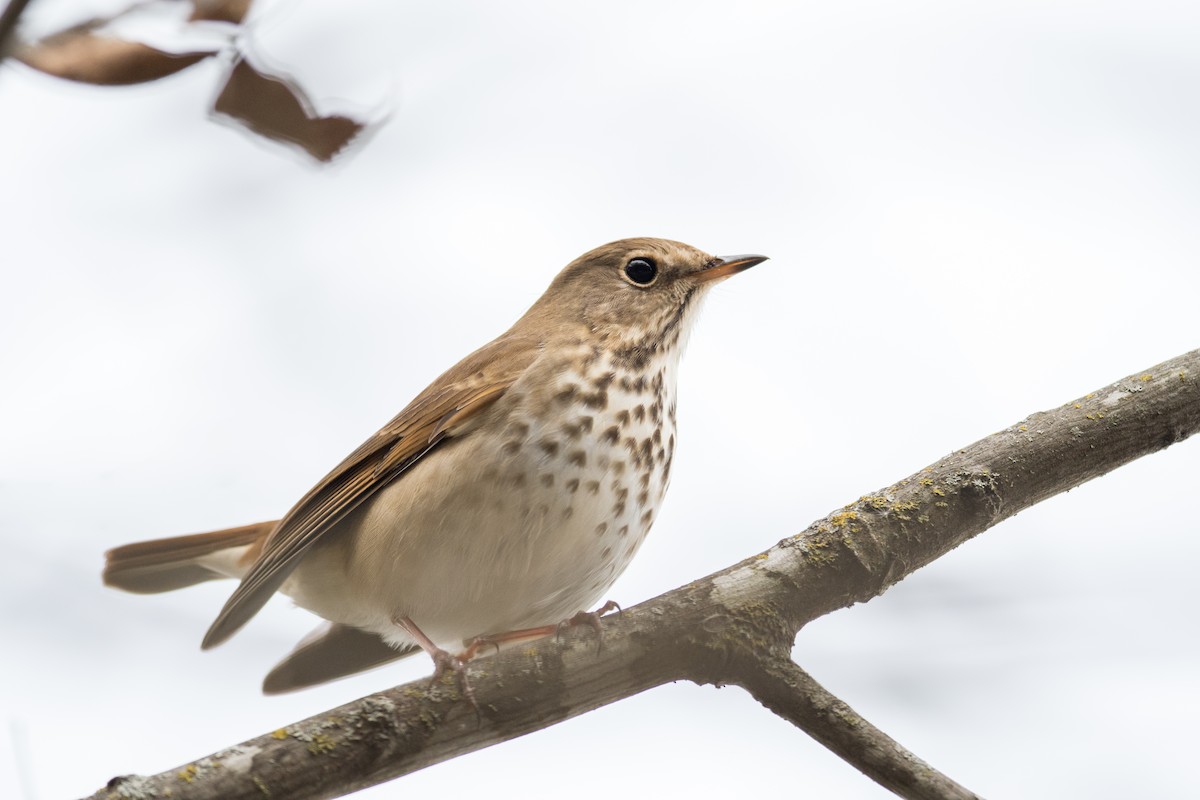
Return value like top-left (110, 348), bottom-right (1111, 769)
top-left (556, 600), bottom-right (622, 653)
top-left (395, 615), bottom-right (480, 717)
top-left (429, 647), bottom-right (479, 714)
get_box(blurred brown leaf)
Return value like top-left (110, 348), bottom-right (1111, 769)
top-left (6, 0), bottom-right (367, 164)
top-left (16, 23), bottom-right (213, 85)
top-left (213, 58), bottom-right (364, 162)
top-left (0, 0), bottom-right (36, 59)
top-left (190, 0), bottom-right (253, 24)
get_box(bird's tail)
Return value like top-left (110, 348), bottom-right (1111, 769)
top-left (103, 521), bottom-right (276, 594)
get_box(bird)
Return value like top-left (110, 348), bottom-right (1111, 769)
top-left (103, 237), bottom-right (766, 695)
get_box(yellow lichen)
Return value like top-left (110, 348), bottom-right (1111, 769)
top-left (306, 733), bottom-right (337, 755)
top-left (932, 487), bottom-right (945, 497)
top-left (178, 765), bottom-right (198, 784)
top-left (271, 729), bottom-right (288, 740)
top-left (919, 478), bottom-right (933, 486)
top-left (1140, 374), bottom-right (1153, 382)
top-left (803, 538), bottom-right (836, 566)
top-left (1018, 424), bottom-right (1028, 432)
top-left (830, 511), bottom-right (858, 527)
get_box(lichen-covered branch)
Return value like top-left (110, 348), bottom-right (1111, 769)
top-left (85, 349), bottom-right (1199, 800)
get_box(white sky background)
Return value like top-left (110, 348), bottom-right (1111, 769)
top-left (2, 0), bottom-right (1199, 797)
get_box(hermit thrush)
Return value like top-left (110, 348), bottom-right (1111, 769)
top-left (104, 238), bottom-right (766, 693)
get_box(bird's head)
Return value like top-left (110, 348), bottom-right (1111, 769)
top-left (522, 237), bottom-right (767, 356)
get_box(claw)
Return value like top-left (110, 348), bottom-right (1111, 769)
top-left (396, 615), bottom-right (481, 720)
top-left (557, 600), bottom-right (622, 654)
top-left (394, 599), bottom-right (623, 717)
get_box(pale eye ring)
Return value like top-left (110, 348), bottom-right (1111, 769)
top-left (624, 257), bottom-right (658, 285)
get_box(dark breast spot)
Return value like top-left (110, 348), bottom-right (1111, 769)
top-left (560, 415), bottom-right (595, 439)
top-left (568, 450), bottom-right (587, 467)
top-left (566, 478), bottom-right (580, 493)
top-left (539, 439), bottom-right (560, 457)
top-left (602, 425), bottom-right (620, 444)
top-left (581, 390), bottom-right (608, 410)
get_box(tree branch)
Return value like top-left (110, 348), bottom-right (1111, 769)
top-left (738, 659), bottom-right (981, 800)
top-left (85, 349), bottom-right (1200, 800)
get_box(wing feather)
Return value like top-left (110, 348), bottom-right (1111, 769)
top-left (202, 332), bottom-right (540, 649)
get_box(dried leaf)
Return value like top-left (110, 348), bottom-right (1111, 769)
top-left (212, 58), bottom-right (364, 162)
top-left (17, 23), bottom-right (213, 85)
top-left (190, 0), bottom-right (254, 25)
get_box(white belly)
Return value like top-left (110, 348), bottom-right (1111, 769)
top-left (283, 350), bottom-right (679, 651)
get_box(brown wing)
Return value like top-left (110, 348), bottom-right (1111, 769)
top-left (262, 622), bottom-right (419, 694)
top-left (201, 331), bottom-right (541, 649)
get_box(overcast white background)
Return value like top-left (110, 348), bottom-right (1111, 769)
top-left (2, 1), bottom-right (1199, 798)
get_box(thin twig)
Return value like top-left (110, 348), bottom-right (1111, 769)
top-left (739, 659), bottom-right (982, 800)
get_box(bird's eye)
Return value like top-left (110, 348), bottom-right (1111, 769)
top-left (624, 258), bottom-right (658, 286)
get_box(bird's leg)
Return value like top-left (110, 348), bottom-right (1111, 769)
top-left (394, 615), bottom-right (479, 713)
top-left (461, 600), bottom-right (624, 657)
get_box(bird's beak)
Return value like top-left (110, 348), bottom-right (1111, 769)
top-left (692, 254), bottom-right (769, 284)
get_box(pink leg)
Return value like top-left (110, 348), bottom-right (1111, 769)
top-left (461, 600), bottom-right (624, 657)
top-left (395, 615), bottom-right (479, 713)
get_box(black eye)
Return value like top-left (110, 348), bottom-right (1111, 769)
top-left (624, 257), bottom-right (658, 285)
